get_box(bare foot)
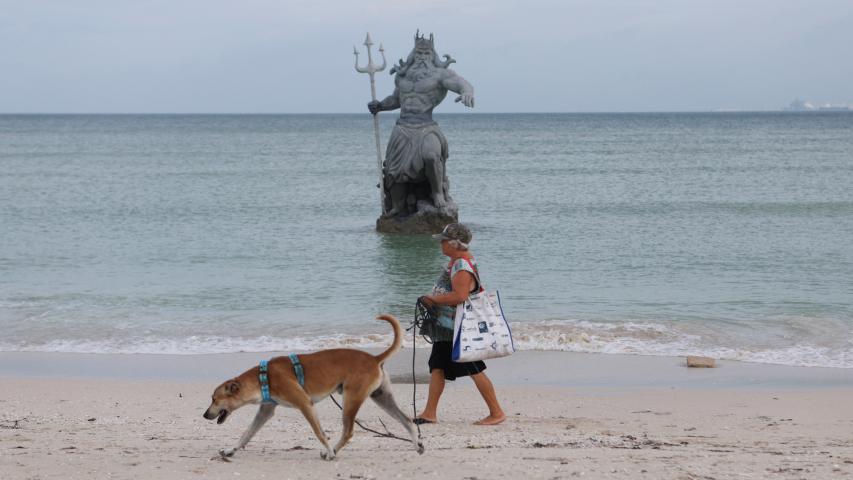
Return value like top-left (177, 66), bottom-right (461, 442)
top-left (415, 412), bottom-right (437, 424)
top-left (474, 414), bottom-right (506, 426)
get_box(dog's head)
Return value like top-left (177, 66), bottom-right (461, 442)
top-left (203, 379), bottom-right (247, 424)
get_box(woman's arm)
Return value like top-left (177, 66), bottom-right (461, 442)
top-left (424, 270), bottom-right (474, 306)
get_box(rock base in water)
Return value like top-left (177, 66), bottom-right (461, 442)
top-left (376, 211), bottom-right (458, 234)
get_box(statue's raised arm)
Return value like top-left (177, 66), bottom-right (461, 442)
top-left (443, 70), bottom-right (474, 108)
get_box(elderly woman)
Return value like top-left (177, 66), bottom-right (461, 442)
top-left (416, 223), bottom-right (506, 426)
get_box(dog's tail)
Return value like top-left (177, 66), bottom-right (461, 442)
top-left (374, 314), bottom-right (403, 365)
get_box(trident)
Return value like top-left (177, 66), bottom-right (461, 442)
top-left (354, 33), bottom-right (387, 213)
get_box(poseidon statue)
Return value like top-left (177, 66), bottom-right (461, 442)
top-left (368, 31), bottom-right (474, 232)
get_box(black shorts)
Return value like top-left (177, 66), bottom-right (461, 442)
top-left (427, 341), bottom-right (486, 381)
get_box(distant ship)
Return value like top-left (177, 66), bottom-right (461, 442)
top-left (818, 104), bottom-right (852, 112)
top-left (783, 98), bottom-right (851, 112)
top-left (785, 98), bottom-right (815, 111)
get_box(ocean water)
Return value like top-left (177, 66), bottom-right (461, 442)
top-left (1, 113), bottom-right (852, 368)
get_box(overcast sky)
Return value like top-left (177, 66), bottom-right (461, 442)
top-left (1, 0), bottom-right (851, 113)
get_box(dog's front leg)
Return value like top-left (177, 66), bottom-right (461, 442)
top-left (296, 403), bottom-right (335, 460)
top-left (220, 403), bottom-right (276, 458)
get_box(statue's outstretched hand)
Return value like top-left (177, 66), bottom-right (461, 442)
top-left (368, 100), bottom-right (382, 114)
top-left (455, 94), bottom-right (474, 108)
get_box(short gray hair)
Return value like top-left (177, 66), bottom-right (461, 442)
top-left (447, 239), bottom-right (469, 251)
top-left (432, 223), bottom-right (473, 249)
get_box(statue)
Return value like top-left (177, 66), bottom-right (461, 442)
top-left (363, 31), bottom-right (475, 233)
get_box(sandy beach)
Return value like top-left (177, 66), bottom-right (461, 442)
top-left (2, 351), bottom-right (852, 479)
top-left (4, 2), bottom-right (853, 478)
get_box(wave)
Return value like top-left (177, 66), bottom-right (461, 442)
top-left (509, 321), bottom-right (852, 369)
top-left (1, 319), bottom-right (850, 369)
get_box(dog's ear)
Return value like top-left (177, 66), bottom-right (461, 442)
top-left (226, 380), bottom-right (240, 395)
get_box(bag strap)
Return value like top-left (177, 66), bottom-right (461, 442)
top-left (459, 257), bottom-right (484, 293)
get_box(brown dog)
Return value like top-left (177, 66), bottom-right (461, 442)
top-left (203, 314), bottom-right (424, 460)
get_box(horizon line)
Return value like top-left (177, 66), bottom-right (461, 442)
top-left (3, 109), bottom-right (843, 115)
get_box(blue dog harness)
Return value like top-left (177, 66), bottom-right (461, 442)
top-left (258, 355), bottom-right (305, 405)
top-left (258, 360), bottom-right (276, 404)
top-left (289, 353), bottom-right (306, 388)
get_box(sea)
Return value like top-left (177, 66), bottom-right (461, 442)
top-left (1, 112), bottom-right (852, 368)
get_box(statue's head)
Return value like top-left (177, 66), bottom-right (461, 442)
top-left (412, 31), bottom-right (437, 65)
top-left (391, 30), bottom-right (456, 77)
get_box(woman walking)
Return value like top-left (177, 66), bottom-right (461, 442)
top-left (416, 223), bottom-right (506, 426)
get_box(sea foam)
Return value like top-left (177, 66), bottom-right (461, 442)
top-left (2, 319), bottom-right (850, 369)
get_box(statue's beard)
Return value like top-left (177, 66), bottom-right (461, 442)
top-left (408, 62), bottom-right (434, 81)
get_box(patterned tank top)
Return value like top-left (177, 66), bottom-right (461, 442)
top-left (430, 257), bottom-right (481, 342)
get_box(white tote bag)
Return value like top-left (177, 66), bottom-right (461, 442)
top-left (452, 289), bottom-right (515, 362)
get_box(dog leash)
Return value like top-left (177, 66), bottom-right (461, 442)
top-left (410, 297), bottom-right (440, 439)
top-left (327, 394), bottom-right (412, 443)
top-left (411, 321), bottom-right (422, 440)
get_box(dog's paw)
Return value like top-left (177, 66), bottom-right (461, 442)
top-left (319, 450), bottom-right (336, 461)
top-left (219, 448), bottom-right (236, 458)
top-left (416, 442), bottom-right (425, 455)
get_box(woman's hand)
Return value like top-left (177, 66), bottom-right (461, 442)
top-left (419, 295), bottom-right (436, 307)
top-left (422, 271), bottom-right (475, 307)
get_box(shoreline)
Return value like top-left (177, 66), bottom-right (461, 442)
top-left (1, 349), bottom-right (850, 389)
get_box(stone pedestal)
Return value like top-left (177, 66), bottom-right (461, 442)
top-left (376, 210), bottom-right (457, 234)
top-left (376, 194), bottom-right (458, 234)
